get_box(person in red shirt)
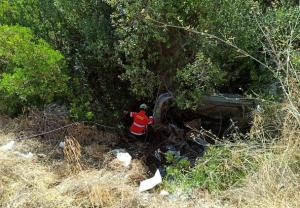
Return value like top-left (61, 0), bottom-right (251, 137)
top-left (129, 103), bottom-right (154, 139)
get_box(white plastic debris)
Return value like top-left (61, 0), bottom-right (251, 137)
top-left (116, 152), bottom-right (132, 167)
top-left (139, 169), bottom-right (162, 192)
top-left (111, 149), bottom-right (132, 167)
top-left (256, 104), bottom-right (263, 113)
top-left (16, 152), bottom-right (34, 159)
top-left (59, 141), bottom-right (65, 149)
top-left (111, 149), bottom-right (127, 155)
top-left (0, 141), bottom-right (15, 151)
top-left (159, 190), bottom-right (169, 196)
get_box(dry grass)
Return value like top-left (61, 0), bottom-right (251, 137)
top-left (63, 136), bottom-right (82, 173)
top-left (0, 150), bottom-right (74, 208)
top-left (56, 170), bottom-right (140, 207)
top-left (228, 110), bottom-right (300, 208)
top-left (0, 126), bottom-right (222, 208)
top-left (0, 134), bottom-right (139, 208)
top-left (0, 127), bottom-right (145, 208)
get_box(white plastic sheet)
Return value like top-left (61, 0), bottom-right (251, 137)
top-left (139, 169), bottom-right (162, 192)
top-left (0, 141), bottom-right (15, 151)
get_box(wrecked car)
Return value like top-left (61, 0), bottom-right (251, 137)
top-left (153, 92), bottom-right (258, 138)
top-left (146, 92), bottom-right (258, 170)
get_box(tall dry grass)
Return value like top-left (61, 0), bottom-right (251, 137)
top-left (228, 112), bottom-right (300, 208)
top-left (227, 42), bottom-right (300, 206)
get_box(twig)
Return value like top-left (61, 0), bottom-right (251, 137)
top-left (84, 121), bottom-right (118, 130)
top-left (18, 121), bottom-right (118, 140)
top-left (18, 122), bottom-right (80, 140)
top-left (147, 17), bottom-right (271, 70)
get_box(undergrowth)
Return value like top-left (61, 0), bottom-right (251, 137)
top-left (162, 144), bottom-right (259, 194)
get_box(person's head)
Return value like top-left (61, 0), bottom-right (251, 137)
top-left (139, 103), bottom-right (147, 110)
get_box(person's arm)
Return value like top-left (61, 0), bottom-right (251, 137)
top-left (130, 112), bottom-right (137, 117)
top-left (148, 116), bottom-right (154, 125)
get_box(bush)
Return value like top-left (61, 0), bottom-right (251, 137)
top-left (163, 145), bottom-right (258, 193)
top-left (175, 52), bottom-right (226, 109)
top-left (0, 25), bottom-right (69, 114)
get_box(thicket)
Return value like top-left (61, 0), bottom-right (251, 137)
top-left (160, 0), bottom-right (300, 196)
top-left (0, 0), bottom-right (299, 120)
top-left (0, 25), bottom-right (69, 115)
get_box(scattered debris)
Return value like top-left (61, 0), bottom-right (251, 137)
top-left (117, 152), bottom-right (132, 167)
top-left (111, 149), bottom-right (132, 167)
top-left (15, 151), bottom-right (34, 159)
top-left (139, 169), bottom-right (162, 192)
top-left (111, 148), bottom-right (127, 155)
top-left (37, 153), bottom-right (47, 158)
top-left (0, 141), bottom-right (15, 151)
top-left (59, 141), bottom-right (65, 148)
top-left (159, 190), bottom-right (169, 196)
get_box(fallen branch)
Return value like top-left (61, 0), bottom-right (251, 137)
top-left (17, 121), bottom-right (118, 140)
top-left (17, 122), bottom-right (80, 140)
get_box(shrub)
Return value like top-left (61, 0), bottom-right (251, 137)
top-left (0, 25), bottom-right (69, 114)
top-left (175, 52), bottom-right (226, 109)
top-left (163, 145), bottom-right (258, 193)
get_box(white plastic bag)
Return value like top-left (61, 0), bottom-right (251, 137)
top-left (111, 149), bottom-right (127, 155)
top-left (116, 152), bottom-right (132, 167)
top-left (59, 141), bottom-right (65, 149)
top-left (139, 169), bottom-right (162, 192)
top-left (111, 149), bottom-right (132, 167)
top-left (0, 141), bottom-right (15, 151)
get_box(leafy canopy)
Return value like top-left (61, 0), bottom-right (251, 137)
top-left (0, 25), bottom-right (69, 114)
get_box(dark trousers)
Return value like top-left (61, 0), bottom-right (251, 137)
top-left (128, 132), bottom-right (146, 142)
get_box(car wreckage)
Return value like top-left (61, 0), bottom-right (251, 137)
top-left (153, 92), bottom-right (258, 136)
top-left (144, 92), bottom-right (258, 170)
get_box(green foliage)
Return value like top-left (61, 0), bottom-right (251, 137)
top-left (190, 0), bottom-right (262, 83)
top-left (0, 0), bottom-right (130, 122)
top-left (175, 53), bottom-right (226, 109)
top-left (119, 65), bottom-right (158, 98)
top-left (0, 0), bottom-right (18, 25)
top-left (1, 0), bottom-right (299, 122)
top-left (109, 0), bottom-right (270, 104)
top-left (0, 25), bottom-right (69, 114)
top-left (108, 0), bottom-right (202, 98)
top-left (69, 93), bottom-right (93, 121)
top-left (163, 146), bottom-right (258, 193)
top-left (165, 151), bottom-right (191, 174)
top-left (263, 5), bottom-right (300, 62)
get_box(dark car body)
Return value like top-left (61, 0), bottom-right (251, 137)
top-left (153, 93), bottom-right (258, 137)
